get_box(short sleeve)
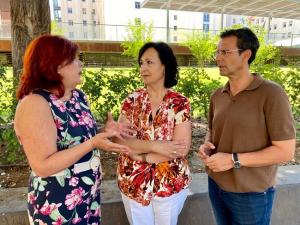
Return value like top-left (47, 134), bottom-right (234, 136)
top-left (174, 96), bottom-right (191, 125)
top-left (121, 94), bottom-right (134, 123)
top-left (208, 93), bottom-right (215, 130)
top-left (264, 84), bottom-right (295, 141)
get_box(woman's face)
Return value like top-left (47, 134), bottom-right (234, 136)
top-left (139, 47), bottom-right (165, 87)
top-left (58, 58), bottom-right (83, 89)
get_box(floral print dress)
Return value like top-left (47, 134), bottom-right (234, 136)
top-left (27, 89), bottom-right (101, 225)
top-left (118, 88), bottom-right (191, 206)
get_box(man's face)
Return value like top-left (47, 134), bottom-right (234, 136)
top-left (215, 36), bottom-right (245, 77)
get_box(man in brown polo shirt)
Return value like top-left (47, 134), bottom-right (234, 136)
top-left (199, 27), bottom-right (295, 225)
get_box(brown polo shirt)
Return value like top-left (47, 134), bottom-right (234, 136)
top-left (208, 74), bottom-right (295, 193)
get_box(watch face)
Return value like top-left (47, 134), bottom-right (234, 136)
top-left (234, 161), bottom-right (241, 169)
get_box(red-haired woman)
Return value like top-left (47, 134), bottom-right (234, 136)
top-left (14, 35), bottom-right (131, 225)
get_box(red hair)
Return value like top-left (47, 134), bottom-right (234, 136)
top-left (17, 35), bottom-right (79, 99)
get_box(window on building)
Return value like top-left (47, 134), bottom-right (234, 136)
top-left (203, 23), bottom-right (209, 32)
top-left (273, 24), bottom-right (277, 30)
top-left (174, 25), bottom-right (177, 31)
top-left (69, 32), bottom-right (74, 39)
top-left (84, 32), bottom-right (88, 38)
top-left (67, 7), bottom-right (72, 14)
top-left (92, 9), bottom-right (96, 14)
top-left (282, 33), bottom-right (286, 38)
top-left (232, 18), bottom-right (236, 24)
top-left (68, 20), bottom-right (73, 26)
top-left (174, 15), bottom-right (177, 20)
top-left (57, 17), bottom-right (62, 22)
top-left (203, 13), bottom-right (210, 22)
top-left (256, 18), bottom-right (259, 24)
top-left (83, 20), bottom-right (87, 26)
top-left (53, 0), bottom-right (61, 9)
top-left (82, 8), bottom-right (86, 14)
top-left (283, 22), bottom-right (287, 28)
top-left (288, 32), bottom-right (291, 38)
top-left (261, 18), bottom-right (264, 22)
top-left (289, 21), bottom-right (293, 26)
top-left (54, 10), bottom-right (61, 19)
top-left (173, 36), bottom-right (177, 42)
top-left (135, 1), bottom-right (140, 9)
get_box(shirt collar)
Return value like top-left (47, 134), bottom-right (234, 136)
top-left (222, 73), bottom-right (264, 93)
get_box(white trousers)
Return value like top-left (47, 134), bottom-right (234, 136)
top-left (121, 188), bottom-right (189, 225)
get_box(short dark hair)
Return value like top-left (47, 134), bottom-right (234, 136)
top-left (220, 27), bottom-right (259, 65)
top-left (138, 42), bottom-right (178, 88)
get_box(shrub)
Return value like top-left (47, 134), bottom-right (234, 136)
top-left (0, 66), bottom-right (22, 163)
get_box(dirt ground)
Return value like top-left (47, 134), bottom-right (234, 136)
top-left (0, 120), bottom-right (299, 188)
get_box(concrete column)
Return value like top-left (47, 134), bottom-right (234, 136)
top-left (267, 16), bottom-right (271, 44)
top-left (166, 8), bottom-right (170, 43)
top-left (221, 12), bottom-right (224, 30)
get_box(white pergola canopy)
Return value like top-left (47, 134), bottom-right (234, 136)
top-left (141, 0), bottom-right (300, 20)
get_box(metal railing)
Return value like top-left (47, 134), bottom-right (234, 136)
top-left (1, 23), bottom-right (300, 47)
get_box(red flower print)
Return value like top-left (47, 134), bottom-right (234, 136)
top-left (65, 187), bottom-right (85, 210)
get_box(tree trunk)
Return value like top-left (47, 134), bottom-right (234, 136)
top-left (10, 0), bottom-right (50, 79)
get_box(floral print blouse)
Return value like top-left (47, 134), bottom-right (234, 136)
top-left (117, 88), bottom-right (191, 206)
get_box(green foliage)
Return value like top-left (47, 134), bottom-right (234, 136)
top-left (176, 68), bottom-right (222, 117)
top-left (0, 127), bottom-right (24, 164)
top-left (0, 66), bottom-right (22, 163)
top-left (181, 32), bottom-right (221, 117)
top-left (0, 67), bottom-right (15, 123)
top-left (182, 32), bottom-right (217, 67)
top-left (81, 68), bottom-right (143, 121)
top-left (121, 20), bottom-right (153, 62)
top-left (283, 66), bottom-right (300, 117)
top-left (81, 67), bottom-right (222, 120)
top-left (51, 20), bottom-right (63, 35)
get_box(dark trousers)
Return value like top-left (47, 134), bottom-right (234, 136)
top-left (208, 177), bottom-right (275, 225)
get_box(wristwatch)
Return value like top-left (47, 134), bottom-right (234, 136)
top-left (232, 153), bottom-right (241, 169)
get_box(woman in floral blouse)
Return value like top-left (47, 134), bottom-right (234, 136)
top-left (116, 42), bottom-right (192, 225)
top-left (14, 35), bottom-right (131, 225)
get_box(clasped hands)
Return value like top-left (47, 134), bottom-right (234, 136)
top-left (198, 142), bottom-right (234, 172)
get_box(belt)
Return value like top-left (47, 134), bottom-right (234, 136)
top-left (32, 155), bottom-right (101, 177)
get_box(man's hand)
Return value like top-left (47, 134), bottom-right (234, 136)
top-left (205, 152), bottom-right (234, 172)
top-left (198, 142), bottom-right (216, 161)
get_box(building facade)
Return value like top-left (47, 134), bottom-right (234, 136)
top-left (50, 0), bottom-right (105, 40)
top-left (0, 0), bottom-right (11, 39)
top-left (103, 0), bottom-right (222, 42)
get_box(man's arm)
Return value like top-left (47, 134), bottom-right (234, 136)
top-left (204, 139), bottom-right (295, 172)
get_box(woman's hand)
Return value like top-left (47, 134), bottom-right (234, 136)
top-left (128, 153), bottom-right (144, 162)
top-left (104, 112), bottom-right (137, 140)
top-left (90, 131), bottom-right (131, 153)
top-left (153, 140), bottom-right (188, 159)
